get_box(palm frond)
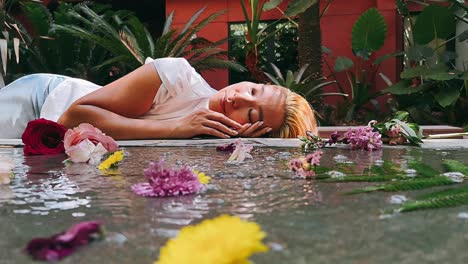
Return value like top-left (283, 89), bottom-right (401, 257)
top-left (442, 159), bottom-right (468, 175)
top-left (190, 57), bottom-right (245, 72)
top-left (408, 160), bottom-right (440, 177)
top-left (322, 175), bottom-right (403, 183)
top-left (348, 176), bottom-right (458, 194)
top-left (397, 191), bottom-right (468, 213)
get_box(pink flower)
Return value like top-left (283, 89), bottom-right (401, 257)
top-left (386, 124), bottom-right (401, 138)
top-left (288, 157), bottom-right (315, 178)
top-left (343, 126), bottom-right (383, 151)
top-left (66, 139), bottom-right (109, 165)
top-left (306, 150), bottom-right (323, 166)
top-left (64, 123), bottom-right (118, 153)
top-left (25, 221), bottom-right (102, 261)
top-left (132, 159), bottom-right (203, 197)
top-left (64, 123), bottom-right (118, 163)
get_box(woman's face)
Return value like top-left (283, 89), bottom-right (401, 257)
top-left (209, 82), bottom-right (285, 131)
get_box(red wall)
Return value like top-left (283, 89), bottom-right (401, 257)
top-left (166, 0), bottom-right (400, 103)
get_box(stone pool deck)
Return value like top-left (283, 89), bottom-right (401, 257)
top-left (1, 125), bottom-right (466, 149)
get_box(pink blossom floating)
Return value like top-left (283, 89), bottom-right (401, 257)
top-left (343, 126), bottom-right (383, 151)
top-left (132, 159), bottom-right (203, 197)
top-left (288, 150), bottom-right (323, 178)
top-left (25, 221), bottom-right (103, 261)
top-left (64, 123), bottom-right (118, 164)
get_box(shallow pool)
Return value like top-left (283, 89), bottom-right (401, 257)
top-left (1, 146), bottom-right (467, 263)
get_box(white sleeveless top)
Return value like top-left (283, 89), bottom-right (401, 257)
top-left (40, 58), bottom-right (216, 122)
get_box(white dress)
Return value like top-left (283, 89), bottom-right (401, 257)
top-left (0, 58), bottom-right (216, 138)
top-left (41, 57), bottom-right (216, 122)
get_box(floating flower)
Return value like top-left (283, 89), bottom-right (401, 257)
top-left (25, 221), bottom-right (103, 261)
top-left (193, 170), bottom-right (211, 184)
top-left (288, 150), bottom-right (323, 178)
top-left (343, 126), bottom-right (382, 151)
top-left (228, 140), bottom-right (253, 163)
top-left (0, 156), bottom-right (15, 185)
top-left (21, 118), bottom-right (67, 156)
top-left (132, 159), bottom-right (205, 197)
top-left (65, 139), bottom-right (108, 165)
top-left (155, 215), bottom-right (268, 264)
top-left (64, 123), bottom-right (118, 164)
top-left (216, 142), bottom-right (236, 152)
top-left (98, 150), bottom-right (125, 171)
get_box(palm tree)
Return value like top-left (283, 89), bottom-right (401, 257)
top-left (298, 2), bottom-right (322, 82)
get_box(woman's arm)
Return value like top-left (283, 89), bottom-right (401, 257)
top-left (58, 63), bottom-right (241, 139)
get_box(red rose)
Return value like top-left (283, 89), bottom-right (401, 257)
top-left (21, 118), bottom-right (67, 156)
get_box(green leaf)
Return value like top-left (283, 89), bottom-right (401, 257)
top-left (426, 71), bottom-right (459, 81)
top-left (322, 175), bottom-right (401, 182)
top-left (442, 159), bottom-right (468, 175)
top-left (413, 4), bottom-right (456, 45)
top-left (382, 80), bottom-right (412, 95)
top-left (285, 0), bottom-right (318, 17)
top-left (408, 160), bottom-right (440, 177)
top-left (351, 8), bottom-right (387, 53)
top-left (393, 111), bottom-right (409, 121)
top-left (334, 56), bottom-right (354, 72)
top-left (397, 190), bottom-right (468, 213)
top-left (263, 0), bottom-right (283, 11)
top-left (406, 46), bottom-right (434, 61)
top-left (374, 51), bottom-right (405, 65)
top-left (348, 176), bottom-right (457, 194)
top-left (434, 85), bottom-right (460, 107)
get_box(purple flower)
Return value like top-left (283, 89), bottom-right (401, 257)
top-left (306, 150), bottom-right (323, 166)
top-left (288, 157), bottom-right (315, 178)
top-left (216, 142), bottom-right (236, 152)
top-left (343, 126), bottom-right (383, 151)
top-left (132, 159), bottom-right (203, 197)
top-left (25, 221), bottom-right (102, 261)
top-left (328, 131), bottom-right (340, 145)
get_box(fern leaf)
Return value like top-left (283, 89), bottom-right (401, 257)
top-left (349, 176), bottom-right (457, 194)
top-left (397, 191), bottom-right (468, 212)
top-left (322, 175), bottom-right (400, 183)
top-left (416, 184), bottom-right (468, 200)
top-left (442, 159), bottom-right (468, 175)
top-left (408, 160), bottom-right (440, 177)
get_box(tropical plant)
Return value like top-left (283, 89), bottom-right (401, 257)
top-left (381, 0), bottom-right (468, 126)
top-left (327, 7), bottom-right (390, 123)
top-left (53, 4), bottom-right (244, 75)
top-left (0, 0), bottom-right (29, 85)
top-left (264, 62), bottom-right (347, 104)
top-left (13, 1), bottom-right (115, 84)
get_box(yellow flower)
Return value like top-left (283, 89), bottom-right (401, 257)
top-left (98, 150), bottom-right (124, 171)
top-left (193, 170), bottom-right (211, 184)
top-left (155, 215), bottom-right (268, 264)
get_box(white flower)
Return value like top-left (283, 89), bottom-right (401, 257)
top-left (227, 140), bottom-right (253, 163)
top-left (66, 139), bottom-right (108, 164)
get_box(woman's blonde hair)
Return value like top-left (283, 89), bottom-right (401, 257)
top-left (269, 88), bottom-right (318, 138)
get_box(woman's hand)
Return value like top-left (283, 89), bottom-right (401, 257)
top-left (170, 109), bottom-right (243, 138)
top-left (236, 121), bottom-right (272, 138)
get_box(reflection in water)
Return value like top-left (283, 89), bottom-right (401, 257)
top-left (1, 146), bottom-right (468, 264)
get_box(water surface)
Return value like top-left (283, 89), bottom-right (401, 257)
top-left (0, 146), bottom-right (467, 264)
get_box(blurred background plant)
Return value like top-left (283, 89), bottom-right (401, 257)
top-left (321, 7), bottom-right (392, 125)
top-left (2, 0), bottom-right (244, 85)
top-left (382, 0), bottom-right (468, 127)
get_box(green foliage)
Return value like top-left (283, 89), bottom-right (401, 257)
top-left (351, 8), bottom-right (387, 59)
top-left (333, 57), bottom-right (353, 72)
top-left (381, 1), bottom-right (468, 126)
top-left (54, 4), bottom-right (243, 75)
top-left (442, 159), bottom-right (468, 175)
top-left (264, 62), bottom-right (347, 104)
top-left (323, 175), bottom-right (400, 183)
top-left (396, 187), bottom-right (468, 213)
top-left (348, 176), bottom-right (457, 194)
top-left (408, 160), bottom-right (439, 177)
top-left (413, 5), bottom-right (455, 45)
